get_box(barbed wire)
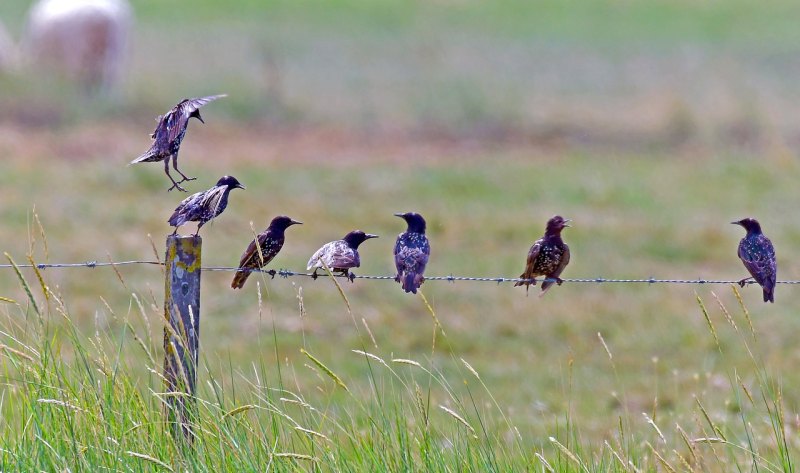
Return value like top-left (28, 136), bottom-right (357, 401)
top-left (1, 260), bottom-right (797, 285)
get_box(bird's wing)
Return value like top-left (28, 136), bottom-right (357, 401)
top-left (168, 190), bottom-right (205, 225)
top-left (237, 234), bottom-right (263, 270)
top-left (551, 243), bottom-right (570, 279)
top-left (184, 94), bottom-right (227, 112)
top-left (163, 95), bottom-right (224, 144)
top-left (200, 185), bottom-right (227, 218)
top-left (520, 240), bottom-right (543, 278)
top-left (307, 242), bottom-right (330, 270)
top-left (739, 237), bottom-right (776, 285)
top-left (239, 232), bottom-right (283, 269)
top-left (324, 240), bottom-right (359, 268)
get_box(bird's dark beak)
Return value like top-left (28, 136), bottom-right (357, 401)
top-left (563, 219), bottom-right (572, 227)
top-left (393, 212), bottom-right (405, 218)
top-left (290, 220), bottom-right (303, 225)
top-left (236, 184), bottom-right (246, 190)
top-left (731, 221), bottom-right (741, 226)
top-left (365, 234), bottom-right (379, 239)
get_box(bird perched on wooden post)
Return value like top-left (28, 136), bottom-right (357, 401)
top-left (130, 94), bottom-right (226, 192)
top-left (732, 218), bottom-right (776, 303)
top-left (393, 212), bottom-right (430, 294)
top-left (307, 230), bottom-right (379, 281)
top-left (168, 176), bottom-right (244, 236)
top-left (515, 215), bottom-right (571, 296)
top-left (231, 216), bottom-right (302, 289)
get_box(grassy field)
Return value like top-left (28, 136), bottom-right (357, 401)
top-left (1, 0), bottom-right (800, 470)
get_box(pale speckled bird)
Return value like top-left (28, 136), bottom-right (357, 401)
top-left (231, 215), bottom-right (302, 289)
top-left (168, 175), bottom-right (244, 236)
top-left (515, 215), bottom-right (571, 296)
top-left (732, 217), bottom-right (776, 303)
top-left (131, 94), bottom-right (226, 192)
top-left (307, 230), bottom-right (378, 281)
top-left (393, 212), bottom-right (430, 294)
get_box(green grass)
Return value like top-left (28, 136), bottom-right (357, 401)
top-left (0, 249), bottom-right (795, 470)
top-left (1, 0), bottom-right (800, 468)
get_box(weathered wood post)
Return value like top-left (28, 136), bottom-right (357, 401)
top-left (163, 235), bottom-right (202, 440)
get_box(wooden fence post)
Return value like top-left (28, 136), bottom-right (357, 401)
top-left (163, 235), bottom-right (202, 440)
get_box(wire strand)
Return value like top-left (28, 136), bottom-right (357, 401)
top-left (0, 260), bottom-right (793, 285)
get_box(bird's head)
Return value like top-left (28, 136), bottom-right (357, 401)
top-left (545, 215), bottom-right (571, 235)
top-left (394, 212), bottom-right (427, 233)
top-left (190, 109), bottom-right (205, 124)
top-left (216, 175), bottom-right (245, 190)
top-left (343, 230), bottom-right (379, 249)
top-left (732, 217), bottom-right (762, 234)
top-left (269, 215), bottom-right (303, 231)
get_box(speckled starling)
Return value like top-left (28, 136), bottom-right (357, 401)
top-left (515, 215), bottom-right (571, 295)
top-left (732, 218), bottom-right (776, 303)
top-left (168, 175), bottom-right (244, 236)
top-left (231, 216), bottom-right (302, 289)
top-left (307, 230), bottom-right (379, 281)
top-left (393, 212), bottom-right (430, 294)
top-left (130, 94), bottom-right (226, 192)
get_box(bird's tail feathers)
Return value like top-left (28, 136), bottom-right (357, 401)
top-left (129, 149), bottom-right (158, 165)
top-left (402, 271), bottom-right (423, 294)
top-left (763, 285), bottom-right (775, 303)
top-left (231, 272), bottom-right (249, 289)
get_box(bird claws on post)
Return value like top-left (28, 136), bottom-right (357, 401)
top-left (348, 272), bottom-right (356, 283)
top-left (267, 269), bottom-right (276, 279)
top-left (556, 277), bottom-right (564, 286)
top-left (310, 270), bottom-right (319, 280)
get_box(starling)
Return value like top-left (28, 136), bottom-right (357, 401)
top-left (231, 216), bottom-right (302, 289)
top-left (515, 215), bottom-right (571, 295)
top-left (168, 175), bottom-right (245, 236)
top-left (732, 218), bottom-right (776, 303)
top-left (306, 230), bottom-right (379, 281)
top-left (393, 212), bottom-right (430, 294)
top-left (130, 94), bottom-right (226, 192)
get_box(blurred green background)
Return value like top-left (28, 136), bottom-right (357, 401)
top-left (2, 0), bottom-right (800, 451)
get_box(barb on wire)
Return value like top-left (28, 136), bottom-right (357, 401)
top-left (2, 260), bottom-right (798, 285)
top-left (0, 261), bottom-right (163, 270)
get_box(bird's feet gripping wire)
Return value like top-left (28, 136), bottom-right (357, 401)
top-left (737, 276), bottom-right (754, 288)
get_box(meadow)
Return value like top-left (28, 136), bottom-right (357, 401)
top-left (1, 0), bottom-right (800, 470)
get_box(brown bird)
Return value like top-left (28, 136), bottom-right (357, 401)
top-left (130, 94), bottom-right (226, 192)
top-left (393, 212), bottom-right (430, 294)
top-left (168, 175), bottom-right (244, 236)
top-left (231, 216), bottom-right (302, 289)
top-left (515, 215), bottom-right (571, 295)
top-left (307, 230), bottom-right (379, 282)
top-left (732, 217), bottom-right (776, 303)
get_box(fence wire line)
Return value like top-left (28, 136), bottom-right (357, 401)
top-left (0, 260), bottom-right (797, 285)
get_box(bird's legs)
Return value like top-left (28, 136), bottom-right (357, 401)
top-left (164, 159), bottom-right (187, 192)
top-left (172, 155), bottom-right (196, 184)
top-left (194, 222), bottom-right (204, 237)
top-left (738, 276), bottom-right (754, 287)
top-left (310, 269), bottom-right (319, 280)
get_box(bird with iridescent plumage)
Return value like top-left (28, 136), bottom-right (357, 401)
top-left (231, 215), bottom-right (302, 289)
top-left (307, 230), bottom-right (379, 281)
top-left (393, 212), bottom-right (430, 294)
top-left (515, 215), bottom-right (571, 295)
top-left (130, 94), bottom-right (226, 192)
top-left (732, 217), bottom-right (776, 303)
top-left (168, 175), bottom-right (244, 236)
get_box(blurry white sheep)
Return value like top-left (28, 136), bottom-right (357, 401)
top-left (23, 0), bottom-right (132, 92)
